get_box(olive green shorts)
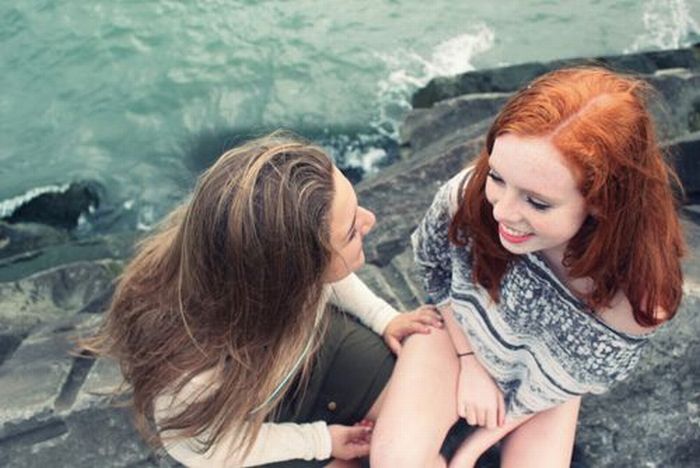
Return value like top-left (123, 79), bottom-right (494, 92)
top-left (260, 307), bottom-right (396, 467)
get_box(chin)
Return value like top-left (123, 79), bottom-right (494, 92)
top-left (499, 238), bottom-right (533, 255)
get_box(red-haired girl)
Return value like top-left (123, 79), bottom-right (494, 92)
top-left (371, 67), bottom-right (686, 468)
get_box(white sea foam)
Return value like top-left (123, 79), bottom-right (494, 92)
top-left (0, 184), bottom-right (71, 218)
top-left (626, 0), bottom-right (700, 52)
top-left (373, 24), bottom-right (495, 142)
top-left (345, 26), bottom-right (495, 174)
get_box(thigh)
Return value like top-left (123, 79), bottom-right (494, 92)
top-left (500, 397), bottom-right (581, 468)
top-left (276, 308), bottom-right (395, 426)
top-left (371, 328), bottom-right (460, 467)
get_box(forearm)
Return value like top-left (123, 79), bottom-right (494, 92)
top-left (329, 273), bottom-right (399, 334)
top-left (161, 421), bottom-right (332, 467)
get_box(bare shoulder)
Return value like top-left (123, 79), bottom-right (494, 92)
top-left (595, 291), bottom-right (664, 336)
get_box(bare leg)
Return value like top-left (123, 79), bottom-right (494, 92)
top-left (364, 383), bottom-right (388, 421)
top-left (370, 328), bottom-right (459, 468)
top-left (448, 415), bottom-right (534, 468)
top-left (500, 397), bottom-right (581, 468)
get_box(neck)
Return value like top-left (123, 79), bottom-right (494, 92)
top-left (540, 247), bottom-right (593, 299)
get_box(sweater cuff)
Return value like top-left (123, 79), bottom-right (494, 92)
top-left (372, 306), bottom-right (401, 335)
top-left (311, 421), bottom-right (332, 460)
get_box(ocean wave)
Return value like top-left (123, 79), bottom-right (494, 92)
top-left (372, 24), bottom-right (495, 143)
top-left (626, 0), bottom-right (700, 52)
top-left (0, 184), bottom-right (71, 218)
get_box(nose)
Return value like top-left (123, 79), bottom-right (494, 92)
top-left (492, 190), bottom-right (522, 225)
top-left (358, 207), bottom-right (376, 236)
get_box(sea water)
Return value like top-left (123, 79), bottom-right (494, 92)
top-left (1, 0), bottom-right (698, 231)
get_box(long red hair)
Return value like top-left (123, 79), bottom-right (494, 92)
top-left (449, 67), bottom-right (685, 327)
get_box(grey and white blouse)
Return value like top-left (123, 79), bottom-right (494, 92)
top-left (411, 169), bottom-right (652, 418)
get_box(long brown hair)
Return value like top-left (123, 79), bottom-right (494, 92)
top-left (449, 67), bottom-right (685, 327)
top-left (81, 132), bottom-right (336, 459)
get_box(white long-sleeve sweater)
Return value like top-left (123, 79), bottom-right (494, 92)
top-left (154, 273), bottom-right (399, 467)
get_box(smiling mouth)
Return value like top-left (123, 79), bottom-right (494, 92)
top-left (499, 224), bottom-right (534, 244)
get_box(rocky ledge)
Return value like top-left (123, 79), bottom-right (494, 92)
top-left (1, 44), bottom-right (699, 467)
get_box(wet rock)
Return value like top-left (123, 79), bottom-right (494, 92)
top-left (0, 221), bottom-right (69, 260)
top-left (2, 181), bottom-right (102, 230)
top-left (667, 132), bottom-right (700, 203)
top-left (0, 260), bottom-right (121, 338)
top-left (412, 43), bottom-right (700, 109)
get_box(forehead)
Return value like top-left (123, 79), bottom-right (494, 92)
top-left (490, 134), bottom-right (580, 199)
top-left (328, 167), bottom-right (356, 243)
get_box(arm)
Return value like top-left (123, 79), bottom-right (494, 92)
top-left (411, 179), bottom-right (457, 308)
top-left (441, 305), bottom-right (505, 429)
top-left (155, 376), bottom-right (370, 466)
top-left (329, 273), bottom-right (443, 354)
top-left (329, 273), bottom-right (400, 335)
top-left (160, 420), bottom-right (332, 467)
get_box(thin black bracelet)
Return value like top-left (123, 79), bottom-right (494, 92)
top-left (456, 351), bottom-right (475, 358)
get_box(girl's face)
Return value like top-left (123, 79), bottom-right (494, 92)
top-left (323, 166), bottom-right (376, 283)
top-left (485, 133), bottom-right (588, 268)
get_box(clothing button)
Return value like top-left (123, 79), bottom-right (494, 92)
top-left (327, 401), bottom-right (337, 411)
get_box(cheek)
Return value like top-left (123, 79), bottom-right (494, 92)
top-left (484, 180), bottom-right (496, 206)
top-left (538, 209), bottom-right (587, 241)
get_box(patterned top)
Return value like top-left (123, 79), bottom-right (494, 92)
top-left (411, 169), bottom-right (652, 418)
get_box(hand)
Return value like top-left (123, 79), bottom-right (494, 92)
top-left (383, 305), bottom-right (444, 354)
top-left (457, 355), bottom-right (505, 429)
top-left (328, 423), bottom-right (373, 460)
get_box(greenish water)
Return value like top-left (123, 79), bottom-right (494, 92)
top-left (1, 0), bottom-right (698, 231)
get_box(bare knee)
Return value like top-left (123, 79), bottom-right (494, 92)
top-left (371, 440), bottom-right (446, 468)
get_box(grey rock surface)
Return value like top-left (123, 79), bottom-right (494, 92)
top-left (412, 43), bottom-right (700, 109)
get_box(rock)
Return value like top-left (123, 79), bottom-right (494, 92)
top-left (399, 94), bottom-right (508, 160)
top-left (643, 71), bottom-right (700, 140)
top-left (1, 181), bottom-right (102, 230)
top-left (0, 317), bottom-right (159, 468)
top-left (575, 293), bottom-right (700, 468)
top-left (412, 43), bottom-right (700, 109)
top-left (0, 221), bottom-right (69, 261)
top-left (358, 136), bottom-right (483, 266)
top-left (0, 260), bottom-right (121, 338)
top-left (667, 132), bottom-right (700, 203)
top-left (0, 231), bottom-right (134, 283)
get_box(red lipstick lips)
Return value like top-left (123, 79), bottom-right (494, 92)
top-left (499, 224), bottom-right (533, 244)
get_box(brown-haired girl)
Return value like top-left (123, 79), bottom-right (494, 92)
top-left (82, 132), bottom-right (442, 467)
top-left (371, 67), bottom-right (686, 467)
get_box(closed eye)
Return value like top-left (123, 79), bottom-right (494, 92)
top-left (527, 197), bottom-right (551, 211)
top-left (487, 170), bottom-right (504, 184)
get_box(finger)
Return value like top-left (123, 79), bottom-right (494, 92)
top-left (476, 407), bottom-right (486, 427)
top-left (456, 398), bottom-right (466, 418)
top-left (345, 425), bottom-right (372, 442)
top-left (465, 405), bottom-right (477, 426)
top-left (417, 313), bottom-right (442, 328)
top-left (385, 336), bottom-right (401, 355)
top-left (410, 322), bottom-right (432, 334)
top-left (347, 440), bottom-right (371, 459)
top-left (486, 404), bottom-right (497, 429)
